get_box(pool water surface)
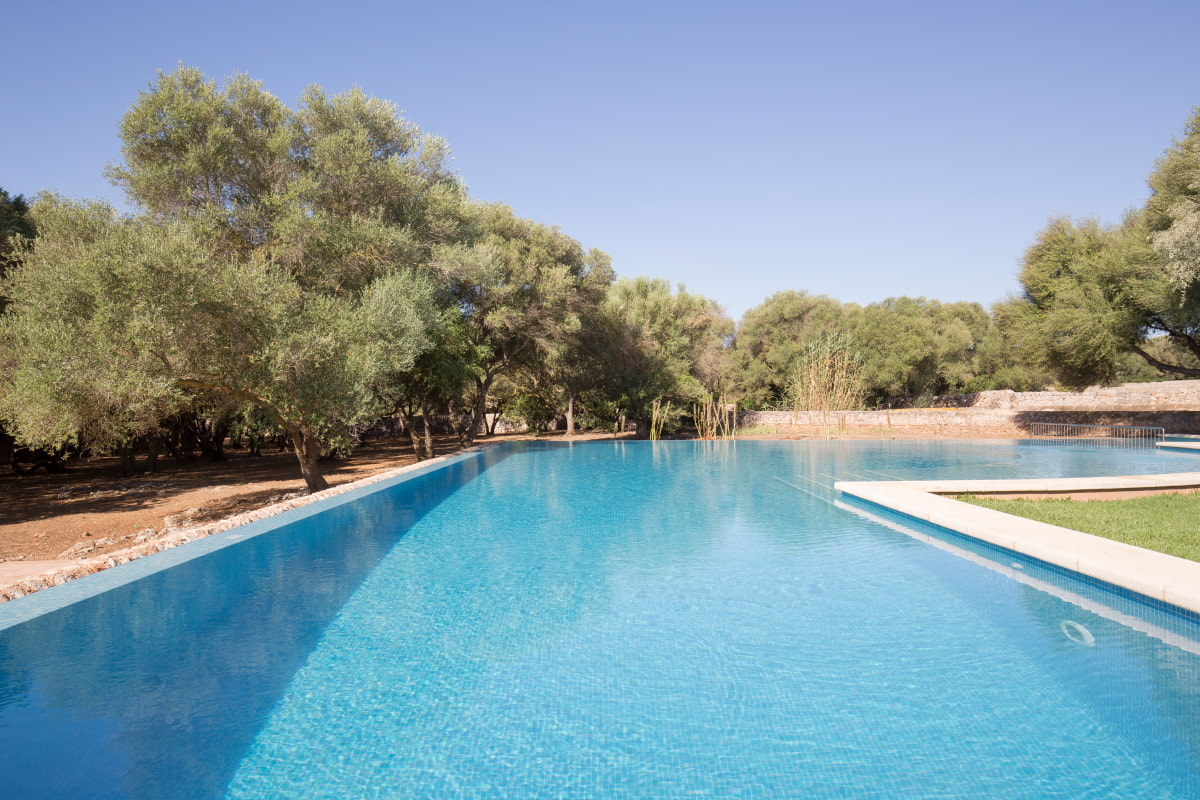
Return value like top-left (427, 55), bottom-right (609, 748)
top-left (2, 440), bottom-right (1199, 798)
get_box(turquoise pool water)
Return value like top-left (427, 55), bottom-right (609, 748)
top-left (2, 440), bottom-right (1199, 798)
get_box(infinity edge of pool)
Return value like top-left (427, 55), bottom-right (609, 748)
top-left (0, 447), bottom-right (485, 632)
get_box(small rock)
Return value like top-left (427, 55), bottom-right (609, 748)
top-left (57, 542), bottom-right (95, 559)
top-left (131, 527), bottom-right (157, 543)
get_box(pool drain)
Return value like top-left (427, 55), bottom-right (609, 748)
top-left (1060, 620), bottom-right (1095, 646)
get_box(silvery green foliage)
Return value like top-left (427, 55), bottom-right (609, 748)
top-left (1, 198), bottom-right (434, 458)
top-left (423, 201), bottom-right (614, 444)
top-left (1005, 107), bottom-right (1200, 389)
top-left (1145, 107), bottom-right (1200, 234)
top-left (1, 199), bottom-right (187, 448)
top-left (1152, 199), bottom-right (1200, 289)
top-left (3, 66), bottom-right (456, 489)
top-left (1147, 108), bottom-right (1200, 293)
top-left (849, 297), bottom-right (990, 404)
top-left (731, 291), bottom-right (849, 408)
top-left (585, 277), bottom-right (731, 434)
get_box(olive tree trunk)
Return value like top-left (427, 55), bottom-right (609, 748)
top-left (564, 392), bottom-right (576, 436)
top-left (465, 374), bottom-right (497, 447)
top-left (288, 425), bottom-right (330, 493)
top-left (395, 407), bottom-right (426, 461)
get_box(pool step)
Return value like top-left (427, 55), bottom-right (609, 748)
top-left (1157, 441), bottom-right (1200, 452)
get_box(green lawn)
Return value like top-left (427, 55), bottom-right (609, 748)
top-left (956, 492), bottom-right (1200, 563)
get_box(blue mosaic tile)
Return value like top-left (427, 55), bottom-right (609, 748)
top-left (2, 441), bottom-right (1199, 798)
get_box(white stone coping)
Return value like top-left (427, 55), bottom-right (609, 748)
top-left (834, 472), bottom-right (1200, 615)
top-left (1158, 441), bottom-right (1200, 452)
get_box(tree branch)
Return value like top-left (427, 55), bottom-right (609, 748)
top-left (1128, 343), bottom-right (1200, 377)
top-left (174, 377), bottom-right (268, 407)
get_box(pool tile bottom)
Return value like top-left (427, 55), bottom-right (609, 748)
top-left (223, 445), bottom-right (1198, 799)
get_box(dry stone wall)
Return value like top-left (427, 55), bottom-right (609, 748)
top-left (740, 381), bottom-right (1200, 436)
top-left (929, 380), bottom-right (1200, 411)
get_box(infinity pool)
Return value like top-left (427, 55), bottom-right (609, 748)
top-left (2, 440), bottom-right (1199, 798)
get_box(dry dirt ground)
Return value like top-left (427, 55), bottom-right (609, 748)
top-left (0, 434), bottom-right (469, 563)
top-left (0, 424), bottom-right (1015, 565)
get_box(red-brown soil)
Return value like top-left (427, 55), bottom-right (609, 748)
top-left (0, 435), bottom-right (467, 563)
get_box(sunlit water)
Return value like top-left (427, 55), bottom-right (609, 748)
top-left (2, 440), bottom-right (1199, 798)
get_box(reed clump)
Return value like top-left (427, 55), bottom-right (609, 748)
top-left (789, 332), bottom-right (865, 425)
top-left (649, 400), bottom-right (671, 440)
top-left (693, 395), bottom-right (736, 439)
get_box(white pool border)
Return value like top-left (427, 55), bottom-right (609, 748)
top-left (835, 471), bottom-right (1200, 615)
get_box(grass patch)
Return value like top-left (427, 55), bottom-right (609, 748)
top-left (957, 492), bottom-right (1200, 563)
top-left (734, 425), bottom-right (778, 436)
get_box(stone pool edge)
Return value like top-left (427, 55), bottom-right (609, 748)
top-left (0, 447), bottom-right (484, 605)
top-left (835, 471), bottom-right (1200, 616)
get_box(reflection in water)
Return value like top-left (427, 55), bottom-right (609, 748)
top-left (1, 441), bottom-right (1198, 799)
top-left (0, 453), bottom-right (497, 800)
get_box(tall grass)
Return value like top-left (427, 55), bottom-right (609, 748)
top-left (693, 395), bottom-right (736, 439)
top-left (789, 332), bottom-right (865, 423)
top-left (649, 400), bottom-right (671, 441)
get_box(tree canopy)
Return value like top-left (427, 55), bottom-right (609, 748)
top-left (0, 187), bottom-right (36, 311)
top-left (1007, 107), bottom-right (1200, 387)
top-left (584, 277), bottom-right (731, 436)
top-left (3, 68), bottom-right (455, 490)
top-left (432, 202), bottom-right (614, 443)
top-left (731, 291), bottom-right (848, 407)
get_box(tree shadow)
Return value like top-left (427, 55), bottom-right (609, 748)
top-left (0, 437), bottom-right (463, 529)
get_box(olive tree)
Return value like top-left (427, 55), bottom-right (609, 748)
top-left (1008, 108), bottom-right (1200, 387)
top-left (2, 67), bottom-right (454, 490)
top-left (730, 291), bottom-right (851, 407)
top-left (850, 297), bottom-right (990, 404)
top-left (586, 277), bottom-right (731, 437)
top-left (433, 202), bottom-right (613, 444)
top-left (0, 188), bottom-right (36, 312)
top-left (1, 198), bottom-right (434, 490)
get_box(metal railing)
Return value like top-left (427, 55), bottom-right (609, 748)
top-left (1026, 422), bottom-right (1165, 447)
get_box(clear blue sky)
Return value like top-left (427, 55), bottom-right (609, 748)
top-left (5, 0), bottom-right (1198, 321)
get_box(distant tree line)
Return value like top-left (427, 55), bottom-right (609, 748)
top-left (2, 68), bottom-right (1197, 489)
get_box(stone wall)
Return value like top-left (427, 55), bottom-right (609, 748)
top-left (927, 380), bottom-right (1200, 411)
top-left (739, 382), bottom-right (1200, 436)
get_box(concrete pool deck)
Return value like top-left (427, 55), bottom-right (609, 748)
top-left (1158, 440), bottom-right (1200, 453)
top-left (0, 560), bottom-right (85, 586)
top-left (836, 471), bottom-right (1200, 616)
